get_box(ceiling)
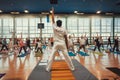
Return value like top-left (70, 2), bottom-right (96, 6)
top-left (0, 0), bottom-right (120, 14)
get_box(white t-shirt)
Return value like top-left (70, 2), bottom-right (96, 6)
top-left (9, 40), bottom-right (13, 48)
top-left (68, 38), bottom-right (74, 46)
top-left (80, 38), bottom-right (86, 45)
top-left (38, 42), bottom-right (42, 47)
top-left (100, 38), bottom-right (103, 43)
top-left (53, 24), bottom-right (67, 42)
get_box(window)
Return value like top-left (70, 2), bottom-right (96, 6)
top-left (29, 18), bottom-right (40, 38)
top-left (101, 17), bottom-right (113, 41)
top-left (2, 18), bottom-right (13, 38)
top-left (91, 17), bottom-right (100, 36)
top-left (115, 18), bottom-right (120, 36)
top-left (67, 16), bottom-right (77, 36)
top-left (15, 18), bottom-right (29, 38)
top-left (78, 18), bottom-right (90, 37)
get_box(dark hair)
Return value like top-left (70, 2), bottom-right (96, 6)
top-left (56, 20), bottom-right (62, 27)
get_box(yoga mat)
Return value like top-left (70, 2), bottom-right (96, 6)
top-left (72, 60), bottom-right (98, 80)
top-left (28, 61), bottom-right (51, 80)
top-left (106, 67), bottom-right (120, 76)
top-left (28, 60), bottom-right (98, 80)
top-left (17, 51), bottom-right (30, 57)
top-left (0, 73), bottom-right (6, 79)
top-left (35, 52), bottom-right (43, 57)
top-left (113, 51), bottom-right (120, 54)
top-left (77, 51), bottom-right (89, 56)
top-left (93, 51), bottom-right (104, 56)
top-left (68, 51), bottom-right (76, 56)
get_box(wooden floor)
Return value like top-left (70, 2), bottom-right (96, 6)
top-left (51, 61), bottom-right (75, 80)
top-left (0, 49), bottom-right (120, 80)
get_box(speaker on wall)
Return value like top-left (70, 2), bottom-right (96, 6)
top-left (38, 23), bottom-right (44, 29)
top-left (50, 0), bottom-right (58, 4)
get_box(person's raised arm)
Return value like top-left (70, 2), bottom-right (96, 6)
top-left (51, 7), bottom-right (55, 24)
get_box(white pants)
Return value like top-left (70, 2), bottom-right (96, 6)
top-left (46, 41), bottom-right (75, 71)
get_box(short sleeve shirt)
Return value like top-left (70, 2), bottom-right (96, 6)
top-left (53, 24), bottom-right (67, 42)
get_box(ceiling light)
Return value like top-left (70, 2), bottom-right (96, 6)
top-left (96, 11), bottom-right (101, 14)
top-left (11, 11), bottom-right (20, 14)
top-left (50, 10), bottom-right (53, 13)
top-left (79, 13), bottom-right (84, 15)
top-left (24, 10), bottom-right (29, 13)
top-left (76, 12), bottom-right (84, 15)
top-left (0, 10), bottom-right (3, 13)
top-left (41, 12), bottom-right (49, 14)
top-left (105, 13), bottom-right (113, 15)
top-left (74, 11), bottom-right (78, 14)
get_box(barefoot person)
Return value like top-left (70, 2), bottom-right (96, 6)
top-left (46, 7), bottom-right (75, 72)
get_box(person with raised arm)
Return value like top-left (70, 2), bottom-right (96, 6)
top-left (46, 7), bottom-right (75, 72)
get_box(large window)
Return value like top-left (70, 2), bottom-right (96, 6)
top-left (29, 18), bottom-right (40, 38)
top-left (78, 18), bottom-right (90, 37)
top-left (91, 17), bottom-right (101, 37)
top-left (101, 17), bottom-right (113, 41)
top-left (41, 16), bottom-right (53, 38)
top-left (114, 18), bottom-right (120, 37)
top-left (0, 14), bottom-right (119, 43)
top-left (67, 16), bottom-right (77, 36)
top-left (2, 18), bottom-right (13, 38)
top-left (15, 18), bottom-right (29, 38)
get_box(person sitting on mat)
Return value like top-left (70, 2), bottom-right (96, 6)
top-left (46, 7), bottom-right (75, 72)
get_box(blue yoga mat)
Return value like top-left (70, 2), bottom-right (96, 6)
top-left (42, 45), bottom-right (46, 49)
top-left (18, 51), bottom-right (30, 57)
top-left (68, 52), bottom-right (76, 56)
top-left (77, 51), bottom-right (89, 56)
top-left (113, 51), bottom-right (120, 54)
top-left (87, 48), bottom-right (94, 51)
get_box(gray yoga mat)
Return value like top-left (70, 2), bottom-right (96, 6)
top-left (28, 61), bottom-right (51, 80)
top-left (28, 59), bottom-right (98, 80)
top-left (72, 59), bottom-right (98, 80)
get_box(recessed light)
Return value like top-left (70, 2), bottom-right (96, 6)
top-left (105, 13), bottom-right (113, 15)
top-left (74, 11), bottom-right (78, 14)
top-left (96, 11), bottom-right (101, 14)
top-left (50, 10), bottom-right (53, 13)
top-left (79, 13), bottom-right (84, 15)
top-left (0, 10), bottom-right (3, 13)
top-left (24, 10), bottom-right (29, 13)
top-left (11, 11), bottom-right (20, 14)
top-left (41, 12), bottom-right (49, 14)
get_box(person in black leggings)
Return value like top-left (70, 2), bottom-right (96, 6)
top-left (93, 36), bottom-right (101, 52)
top-left (113, 37), bottom-right (119, 52)
top-left (107, 36), bottom-right (112, 49)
